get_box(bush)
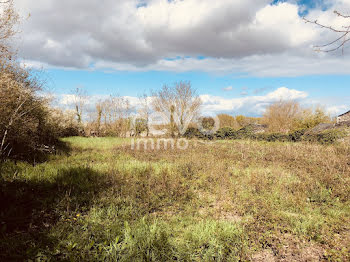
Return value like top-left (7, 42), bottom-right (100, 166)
top-left (0, 61), bottom-right (67, 160)
top-left (266, 133), bottom-right (290, 142)
top-left (215, 127), bottom-right (236, 139)
top-left (304, 129), bottom-right (346, 145)
top-left (235, 125), bottom-right (256, 139)
top-left (183, 127), bottom-right (214, 140)
top-left (183, 127), bottom-right (202, 139)
top-left (47, 109), bottom-right (80, 137)
top-left (289, 129), bottom-right (307, 142)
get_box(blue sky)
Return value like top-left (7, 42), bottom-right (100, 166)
top-left (15, 0), bottom-right (350, 116)
top-left (47, 69), bottom-right (349, 100)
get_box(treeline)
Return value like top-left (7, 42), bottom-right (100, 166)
top-left (70, 81), bottom-right (202, 138)
top-left (75, 90), bottom-right (133, 137)
top-left (184, 101), bottom-right (345, 144)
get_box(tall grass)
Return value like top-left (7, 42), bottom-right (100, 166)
top-left (1, 137), bottom-right (349, 261)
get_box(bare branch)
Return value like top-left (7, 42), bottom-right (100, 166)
top-left (303, 11), bottom-right (350, 53)
top-left (334, 10), bottom-right (350, 19)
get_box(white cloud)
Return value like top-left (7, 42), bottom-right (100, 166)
top-left (55, 87), bottom-right (307, 116)
top-left (200, 87), bottom-right (308, 115)
top-left (54, 87), bottom-right (349, 117)
top-left (326, 105), bottom-right (349, 116)
top-left (14, 0), bottom-right (350, 76)
top-left (222, 86), bottom-right (233, 91)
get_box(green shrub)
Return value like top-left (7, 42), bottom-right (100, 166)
top-left (265, 133), bottom-right (290, 142)
top-left (235, 125), bottom-right (255, 139)
top-left (289, 129), bottom-right (307, 142)
top-left (183, 127), bottom-right (202, 139)
top-left (215, 127), bottom-right (237, 139)
top-left (183, 127), bottom-right (214, 140)
top-left (304, 129), bottom-right (346, 145)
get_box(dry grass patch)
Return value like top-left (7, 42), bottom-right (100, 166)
top-left (1, 137), bottom-right (350, 261)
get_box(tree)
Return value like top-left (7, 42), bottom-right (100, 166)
top-left (0, 0), bottom-right (18, 57)
top-left (0, 59), bottom-right (62, 159)
top-left (199, 117), bottom-right (214, 129)
top-left (304, 11), bottom-right (350, 53)
top-left (134, 118), bottom-right (148, 137)
top-left (235, 115), bottom-right (261, 129)
top-left (152, 81), bottom-right (202, 136)
top-left (0, 1), bottom-right (74, 160)
top-left (263, 100), bottom-right (302, 133)
top-left (295, 106), bottom-right (331, 130)
top-left (138, 93), bottom-right (151, 137)
top-left (72, 86), bottom-right (87, 124)
top-left (217, 114), bottom-right (236, 129)
top-left (95, 101), bottom-right (103, 136)
top-left (263, 101), bottom-right (331, 133)
top-left (100, 95), bottom-right (131, 137)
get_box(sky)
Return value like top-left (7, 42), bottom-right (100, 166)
top-left (12, 0), bottom-right (350, 116)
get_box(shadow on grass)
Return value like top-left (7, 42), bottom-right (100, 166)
top-left (0, 166), bottom-right (109, 261)
top-left (3, 139), bottom-right (72, 165)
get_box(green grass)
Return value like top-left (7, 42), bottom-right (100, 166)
top-left (1, 137), bottom-right (349, 261)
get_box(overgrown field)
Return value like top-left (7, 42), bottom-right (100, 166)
top-left (1, 137), bottom-right (350, 261)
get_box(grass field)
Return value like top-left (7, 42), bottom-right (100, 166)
top-left (1, 137), bottom-right (350, 261)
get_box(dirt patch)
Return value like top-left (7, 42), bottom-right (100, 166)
top-left (269, 234), bottom-right (325, 262)
top-left (197, 191), bottom-right (242, 222)
top-left (252, 249), bottom-right (275, 262)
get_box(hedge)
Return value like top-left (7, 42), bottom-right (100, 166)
top-left (183, 126), bottom-right (346, 144)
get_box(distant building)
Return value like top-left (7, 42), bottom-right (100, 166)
top-left (337, 110), bottom-right (350, 124)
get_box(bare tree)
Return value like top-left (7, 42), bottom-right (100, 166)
top-left (100, 95), bottom-right (131, 137)
top-left (72, 86), bottom-right (87, 124)
top-left (152, 81), bottom-right (202, 136)
top-left (263, 100), bottom-right (302, 133)
top-left (95, 101), bottom-right (103, 136)
top-left (0, 0), bottom-right (18, 57)
top-left (304, 11), bottom-right (350, 53)
top-left (138, 93), bottom-right (151, 137)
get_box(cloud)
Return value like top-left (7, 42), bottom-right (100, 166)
top-left (240, 87), bottom-right (248, 96)
top-left (14, 0), bottom-right (350, 76)
top-left (200, 87), bottom-right (308, 115)
top-left (222, 86), bottom-right (233, 91)
top-left (56, 87), bottom-right (308, 115)
top-left (327, 105), bottom-right (350, 116)
top-left (55, 87), bottom-right (349, 117)
top-left (92, 53), bottom-right (350, 77)
top-left (253, 86), bottom-right (273, 94)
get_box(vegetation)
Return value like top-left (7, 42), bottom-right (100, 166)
top-left (217, 114), bottom-right (262, 130)
top-left (0, 1), bottom-right (79, 161)
top-left (1, 3), bottom-right (349, 261)
top-left (262, 101), bottom-right (331, 133)
top-left (184, 124), bottom-right (348, 145)
top-left (1, 137), bottom-right (349, 261)
top-left (152, 81), bottom-right (202, 137)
